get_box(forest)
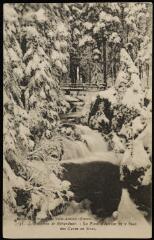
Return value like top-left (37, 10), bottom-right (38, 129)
top-left (3, 3), bottom-right (152, 226)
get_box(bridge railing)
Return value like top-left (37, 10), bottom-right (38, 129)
top-left (60, 82), bottom-right (106, 91)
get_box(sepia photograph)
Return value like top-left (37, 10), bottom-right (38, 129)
top-left (3, 2), bottom-right (152, 238)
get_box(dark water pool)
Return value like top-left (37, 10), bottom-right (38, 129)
top-left (61, 161), bottom-right (122, 218)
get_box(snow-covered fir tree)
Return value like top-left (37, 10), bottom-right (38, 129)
top-left (3, 2), bottom-right (152, 224)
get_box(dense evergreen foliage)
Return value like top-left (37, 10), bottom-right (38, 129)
top-left (3, 3), bottom-right (152, 223)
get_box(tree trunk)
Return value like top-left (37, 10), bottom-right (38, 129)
top-left (120, 5), bottom-right (125, 46)
top-left (76, 66), bottom-right (79, 84)
top-left (102, 34), bottom-right (107, 87)
top-left (113, 63), bottom-right (117, 83)
top-left (89, 62), bottom-right (91, 84)
top-left (126, 25), bottom-right (129, 43)
top-left (146, 63), bottom-right (149, 88)
top-left (139, 64), bottom-right (142, 79)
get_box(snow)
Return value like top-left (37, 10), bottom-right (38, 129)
top-left (4, 132), bottom-right (16, 153)
top-left (120, 48), bottom-right (138, 74)
top-left (93, 48), bottom-right (101, 55)
top-left (26, 58), bottom-right (39, 75)
top-left (47, 198), bottom-right (63, 212)
top-left (39, 59), bottom-right (51, 69)
top-left (25, 160), bottom-right (62, 188)
top-left (4, 160), bottom-right (26, 190)
top-left (18, 123), bottom-right (31, 145)
top-left (37, 46), bottom-right (47, 58)
top-left (13, 67), bottom-right (24, 79)
top-left (131, 73), bottom-right (142, 91)
top-left (23, 11), bottom-right (34, 23)
top-left (79, 35), bottom-right (94, 47)
top-left (28, 139), bottom-right (35, 151)
top-left (83, 22), bottom-right (93, 30)
top-left (144, 43), bottom-right (152, 60)
top-left (55, 59), bottom-right (63, 69)
top-left (97, 113), bottom-right (109, 124)
top-left (119, 116), bottom-right (145, 139)
top-left (34, 69), bottom-right (46, 85)
top-left (47, 30), bottom-right (54, 39)
top-left (61, 180), bottom-right (71, 191)
top-left (121, 140), bottom-right (151, 171)
top-left (99, 11), bottom-right (120, 25)
top-left (115, 70), bottom-right (128, 88)
top-left (81, 88), bottom-right (117, 117)
top-left (109, 32), bottom-right (121, 43)
top-left (4, 48), bottom-right (10, 64)
top-left (110, 3), bottom-right (121, 13)
top-left (111, 133), bottom-right (126, 153)
top-left (4, 3), bottom-right (152, 227)
top-left (99, 87), bottom-right (117, 104)
top-left (4, 4), bottom-right (18, 22)
top-left (13, 105), bottom-right (29, 120)
top-left (65, 95), bottom-right (79, 102)
top-left (23, 47), bottom-right (33, 61)
top-left (56, 22), bottom-right (68, 37)
top-left (121, 86), bottom-right (143, 110)
top-left (51, 50), bottom-right (60, 61)
top-left (60, 40), bottom-right (68, 49)
top-left (145, 88), bottom-right (152, 100)
top-left (62, 64), bottom-right (68, 73)
top-left (114, 49), bottom-right (144, 110)
top-left (88, 3), bottom-right (96, 8)
top-left (8, 48), bottom-right (19, 62)
top-left (5, 24), bottom-right (16, 37)
top-left (60, 99), bottom-right (70, 109)
top-left (3, 90), bottom-right (10, 105)
top-left (34, 8), bottom-right (46, 23)
top-left (135, 123), bottom-right (152, 154)
top-left (141, 167), bottom-right (152, 185)
top-left (93, 55), bottom-right (99, 60)
top-left (93, 22), bottom-right (105, 34)
top-left (13, 39), bottom-right (23, 58)
top-left (132, 116), bottom-right (145, 132)
top-left (24, 26), bottom-right (40, 39)
top-left (63, 4), bottom-right (70, 12)
top-left (118, 189), bottom-right (150, 226)
top-left (39, 89), bottom-right (46, 99)
top-left (113, 16), bottom-right (120, 23)
top-left (72, 5), bottom-right (82, 14)
top-left (54, 40), bottom-right (61, 51)
top-left (99, 11), bottom-right (113, 23)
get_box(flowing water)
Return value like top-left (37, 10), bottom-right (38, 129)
top-left (62, 124), bottom-right (121, 165)
top-left (60, 122), bottom-right (150, 226)
top-left (60, 124), bottom-right (122, 218)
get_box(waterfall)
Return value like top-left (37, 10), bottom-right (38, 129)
top-left (76, 125), bottom-right (108, 152)
top-left (62, 125), bottom-right (120, 165)
top-left (62, 138), bottom-right (90, 160)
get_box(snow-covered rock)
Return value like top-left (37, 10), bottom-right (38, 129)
top-left (121, 140), bottom-right (151, 172)
top-left (65, 95), bottom-right (79, 102)
top-left (141, 166), bottom-right (152, 186)
top-left (119, 116), bottom-right (146, 139)
top-left (117, 189), bottom-right (150, 225)
top-left (98, 87), bottom-right (117, 104)
top-left (110, 133), bottom-right (126, 153)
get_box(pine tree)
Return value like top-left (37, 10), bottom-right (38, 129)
top-left (3, 3), bottom-right (73, 222)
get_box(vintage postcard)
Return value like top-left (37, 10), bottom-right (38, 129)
top-left (3, 2), bottom-right (152, 238)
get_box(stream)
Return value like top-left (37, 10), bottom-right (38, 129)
top-left (59, 118), bottom-right (150, 225)
top-left (61, 124), bottom-right (121, 219)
